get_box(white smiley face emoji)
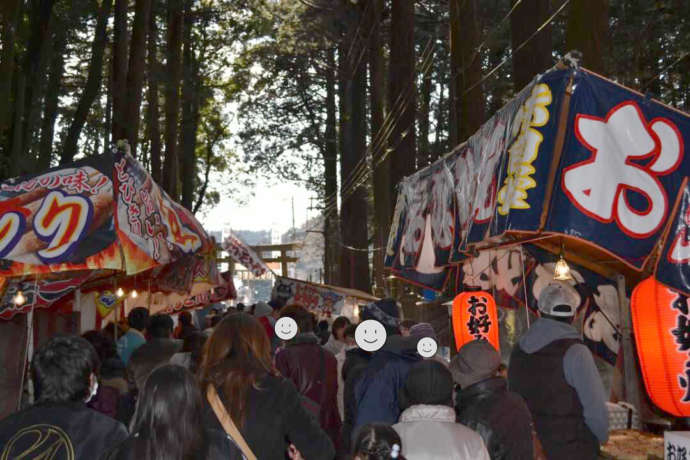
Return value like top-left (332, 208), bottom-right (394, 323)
top-left (275, 317), bottom-right (298, 341)
top-left (355, 320), bottom-right (387, 352)
top-left (417, 337), bottom-right (438, 358)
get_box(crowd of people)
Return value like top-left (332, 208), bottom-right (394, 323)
top-left (0, 280), bottom-right (609, 460)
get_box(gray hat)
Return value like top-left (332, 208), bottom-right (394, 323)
top-left (449, 340), bottom-right (501, 389)
top-left (538, 281), bottom-right (580, 317)
top-left (409, 322), bottom-right (436, 341)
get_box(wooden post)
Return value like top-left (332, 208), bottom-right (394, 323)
top-left (617, 274), bottom-right (640, 413)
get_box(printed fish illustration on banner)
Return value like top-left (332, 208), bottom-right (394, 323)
top-left (657, 179), bottom-right (690, 296)
top-left (0, 157), bottom-right (120, 277)
top-left (452, 291), bottom-right (500, 353)
top-left (113, 151), bottom-right (212, 274)
top-left (631, 277), bottom-right (690, 416)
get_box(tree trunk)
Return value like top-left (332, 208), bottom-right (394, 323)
top-left (10, 0), bottom-right (56, 175)
top-left (147, 6), bottom-right (162, 183)
top-left (0, 0), bottom-right (22, 150)
top-left (418, 47), bottom-right (433, 164)
top-left (103, 53), bottom-right (112, 155)
top-left (124, 0), bottom-right (153, 156)
top-left (565, 0), bottom-right (608, 73)
top-left (449, 0), bottom-right (462, 146)
top-left (323, 47), bottom-right (338, 285)
top-left (61, 0), bottom-right (112, 165)
top-left (459, 0), bottom-right (484, 141)
top-left (511, 0), bottom-right (552, 91)
top-left (369, 0), bottom-right (389, 295)
top-left (340, 42), bottom-right (370, 292)
top-left (162, 0), bottom-right (183, 197)
top-left (179, 0), bottom-right (199, 210)
top-left (38, 28), bottom-right (66, 169)
top-left (111, 0), bottom-right (129, 143)
top-left (388, 0), bottom-right (416, 206)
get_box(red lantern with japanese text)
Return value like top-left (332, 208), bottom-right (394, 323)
top-left (631, 277), bottom-right (690, 416)
top-left (452, 291), bottom-right (500, 353)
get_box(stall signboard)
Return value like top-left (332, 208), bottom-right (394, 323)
top-left (631, 277), bottom-right (690, 417)
top-left (0, 156), bottom-right (120, 276)
top-left (385, 66), bottom-right (690, 296)
top-left (223, 231), bottom-right (271, 277)
top-left (113, 150), bottom-right (212, 274)
top-left (0, 150), bottom-right (213, 279)
top-left (272, 277), bottom-right (345, 317)
top-left (162, 272), bottom-right (236, 315)
top-left (451, 291), bottom-right (500, 353)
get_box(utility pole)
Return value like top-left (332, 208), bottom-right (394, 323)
top-left (291, 196), bottom-right (296, 241)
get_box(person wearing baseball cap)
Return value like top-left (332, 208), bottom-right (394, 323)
top-left (508, 281), bottom-right (609, 460)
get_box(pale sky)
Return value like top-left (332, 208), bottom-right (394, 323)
top-left (200, 179), bottom-right (314, 235)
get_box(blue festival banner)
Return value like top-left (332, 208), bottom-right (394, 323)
top-left (657, 180), bottom-right (690, 296)
top-left (546, 69), bottom-right (690, 269)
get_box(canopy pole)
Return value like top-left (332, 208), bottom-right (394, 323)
top-left (519, 246), bottom-right (530, 329)
top-left (617, 274), bottom-right (640, 414)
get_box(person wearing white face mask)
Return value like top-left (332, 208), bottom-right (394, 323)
top-left (0, 335), bottom-right (128, 459)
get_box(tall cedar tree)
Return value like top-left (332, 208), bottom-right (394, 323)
top-left (388, 0), bottom-right (416, 206)
top-left (111, 0), bottom-right (129, 142)
top-left (510, 0), bottom-right (553, 91)
top-left (323, 47), bottom-right (338, 285)
top-left (147, 3), bottom-right (162, 183)
top-left (162, 0), bottom-right (184, 197)
top-left (566, 0), bottom-right (608, 73)
top-left (62, 0), bottom-right (113, 164)
top-left (339, 3), bottom-right (371, 292)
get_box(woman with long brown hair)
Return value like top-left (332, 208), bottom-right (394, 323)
top-left (199, 312), bottom-right (335, 460)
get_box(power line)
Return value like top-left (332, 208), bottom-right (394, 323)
top-left (642, 51), bottom-right (690, 91)
top-left (463, 0), bottom-right (571, 96)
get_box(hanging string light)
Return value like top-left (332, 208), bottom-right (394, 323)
top-left (13, 290), bottom-right (26, 306)
top-left (553, 241), bottom-right (572, 281)
top-left (116, 287), bottom-right (125, 298)
top-left (130, 289), bottom-right (138, 299)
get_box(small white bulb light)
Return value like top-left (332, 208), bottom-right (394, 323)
top-left (116, 287), bottom-right (125, 298)
top-left (13, 290), bottom-right (26, 306)
top-left (130, 289), bottom-right (138, 299)
top-left (553, 255), bottom-right (573, 281)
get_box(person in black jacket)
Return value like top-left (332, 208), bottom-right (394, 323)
top-left (0, 335), bottom-right (128, 460)
top-left (199, 312), bottom-right (335, 460)
top-left (105, 364), bottom-right (241, 460)
top-left (450, 340), bottom-right (534, 460)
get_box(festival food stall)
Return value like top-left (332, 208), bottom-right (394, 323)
top-left (384, 56), bottom-right (690, 456)
top-left (0, 144), bottom-right (222, 419)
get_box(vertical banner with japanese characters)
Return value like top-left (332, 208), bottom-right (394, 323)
top-left (113, 151), bottom-right (212, 274)
top-left (0, 155), bottom-right (120, 276)
top-left (223, 231), bottom-right (271, 277)
top-left (451, 291), bottom-right (500, 352)
top-left (631, 277), bottom-right (690, 416)
top-left (546, 69), bottom-right (690, 270)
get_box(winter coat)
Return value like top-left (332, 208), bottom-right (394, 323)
top-left (323, 334), bottom-right (346, 356)
top-left (0, 402), bottom-right (128, 459)
top-left (341, 347), bottom-right (372, 453)
top-left (455, 377), bottom-right (534, 460)
top-left (508, 318), bottom-right (608, 452)
top-left (275, 333), bottom-right (342, 450)
top-left (203, 373), bottom-right (335, 460)
top-left (127, 338), bottom-right (183, 391)
top-left (353, 335), bottom-right (422, 436)
top-left (104, 428), bottom-right (243, 460)
top-left (393, 404), bottom-right (490, 460)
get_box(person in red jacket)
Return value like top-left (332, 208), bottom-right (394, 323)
top-left (275, 304), bottom-right (342, 452)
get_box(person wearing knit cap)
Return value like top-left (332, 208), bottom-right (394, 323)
top-left (450, 340), bottom-right (534, 460)
top-left (508, 281), bottom-right (608, 460)
top-left (408, 323), bottom-right (436, 342)
top-left (392, 360), bottom-right (489, 460)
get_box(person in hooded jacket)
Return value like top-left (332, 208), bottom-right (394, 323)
top-left (508, 281), bottom-right (609, 460)
top-left (392, 360), bottom-right (489, 460)
top-left (451, 340), bottom-right (534, 460)
top-left (342, 325), bottom-right (373, 454)
top-left (353, 299), bottom-right (422, 440)
top-left (275, 304), bottom-right (342, 451)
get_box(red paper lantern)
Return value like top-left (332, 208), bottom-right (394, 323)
top-left (631, 277), bottom-right (690, 416)
top-left (452, 291), bottom-right (500, 353)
